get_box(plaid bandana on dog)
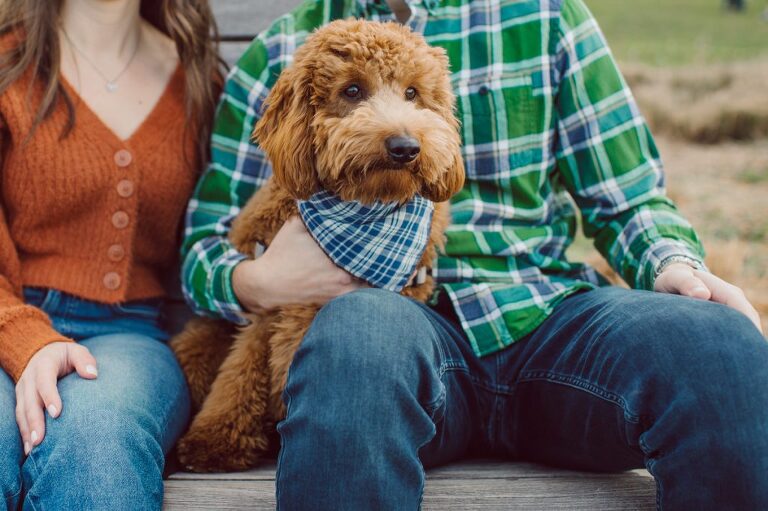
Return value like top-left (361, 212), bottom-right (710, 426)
top-left (297, 191), bottom-right (434, 292)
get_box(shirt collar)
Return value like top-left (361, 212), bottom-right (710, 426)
top-left (357, 0), bottom-right (438, 25)
top-left (360, 0), bottom-right (438, 10)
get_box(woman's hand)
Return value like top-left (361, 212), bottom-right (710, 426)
top-left (232, 217), bottom-right (364, 311)
top-left (654, 263), bottom-right (763, 333)
top-left (15, 342), bottom-right (98, 454)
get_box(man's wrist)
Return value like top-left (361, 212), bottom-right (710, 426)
top-left (654, 254), bottom-right (705, 279)
top-left (232, 258), bottom-right (272, 312)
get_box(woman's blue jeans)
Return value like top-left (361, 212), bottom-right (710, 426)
top-left (276, 286), bottom-right (768, 510)
top-left (0, 288), bottom-right (190, 511)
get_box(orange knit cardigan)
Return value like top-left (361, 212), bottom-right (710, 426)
top-left (0, 66), bottom-right (198, 381)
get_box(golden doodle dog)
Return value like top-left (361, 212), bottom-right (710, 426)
top-left (171, 18), bottom-right (465, 472)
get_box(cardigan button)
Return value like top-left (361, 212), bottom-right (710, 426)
top-left (103, 272), bottom-right (121, 290)
top-left (114, 150), bottom-right (132, 167)
top-left (112, 211), bottom-right (129, 229)
top-left (107, 244), bottom-right (125, 262)
top-left (116, 179), bottom-right (134, 198)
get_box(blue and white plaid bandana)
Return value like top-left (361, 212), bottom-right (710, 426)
top-left (297, 191), bottom-right (434, 292)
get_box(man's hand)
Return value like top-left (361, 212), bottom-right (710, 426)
top-left (654, 263), bottom-right (763, 333)
top-left (232, 217), bottom-right (364, 311)
top-left (15, 342), bottom-right (98, 455)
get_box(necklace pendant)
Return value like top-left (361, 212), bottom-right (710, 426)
top-left (105, 81), bottom-right (118, 93)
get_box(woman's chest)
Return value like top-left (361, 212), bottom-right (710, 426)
top-left (2, 123), bottom-right (197, 229)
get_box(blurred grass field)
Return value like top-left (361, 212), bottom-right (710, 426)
top-left (570, 1), bottom-right (768, 331)
top-left (587, 0), bottom-right (768, 66)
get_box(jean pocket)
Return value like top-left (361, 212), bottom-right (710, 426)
top-left (22, 287), bottom-right (57, 311)
top-left (113, 300), bottom-right (163, 320)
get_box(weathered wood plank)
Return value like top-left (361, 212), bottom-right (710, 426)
top-left (211, 0), bottom-right (304, 39)
top-left (167, 460), bottom-right (653, 482)
top-left (164, 461), bottom-right (655, 510)
top-left (169, 463), bottom-right (276, 481)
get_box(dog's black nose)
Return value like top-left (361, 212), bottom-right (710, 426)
top-left (385, 136), bottom-right (420, 164)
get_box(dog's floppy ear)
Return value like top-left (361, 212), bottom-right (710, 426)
top-left (419, 46), bottom-right (466, 203)
top-left (253, 53), bottom-right (318, 199)
top-left (422, 143), bottom-right (465, 203)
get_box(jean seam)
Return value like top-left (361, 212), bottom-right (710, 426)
top-left (274, 382), bottom-right (295, 511)
top-left (436, 364), bottom-right (469, 382)
top-left (113, 303), bottom-right (162, 320)
top-left (639, 437), bottom-right (664, 511)
top-left (4, 481), bottom-right (22, 505)
top-left (416, 302), bottom-right (470, 375)
top-left (439, 361), bottom-right (467, 372)
top-left (24, 494), bottom-right (41, 511)
top-left (518, 370), bottom-right (648, 423)
top-left (23, 450), bottom-right (43, 511)
top-left (469, 376), bottom-right (514, 396)
top-left (422, 382), bottom-right (447, 422)
top-left (151, 344), bottom-right (190, 453)
top-left (491, 354), bottom-right (504, 448)
top-left (65, 291), bottom-right (84, 318)
top-left (428, 364), bottom-right (473, 422)
top-left (415, 420), bottom-right (437, 511)
top-left (39, 289), bottom-right (59, 313)
top-left (518, 370), bottom-right (659, 467)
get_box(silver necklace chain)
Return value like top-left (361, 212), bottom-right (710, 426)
top-left (61, 27), bottom-right (141, 93)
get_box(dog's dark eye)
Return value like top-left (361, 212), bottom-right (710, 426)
top-left (405, 87), bottom-right (417, 100)
top-left (343, 84), bottom-right (362, 100)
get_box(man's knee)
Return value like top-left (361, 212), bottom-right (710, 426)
top-left (284, 289), bottom-right (444, 419)
top-left (603, 291), bottom-right (768, 418)
top-left (594, 290), bottom-right (764, 366)
top-left (642, 297), bottom-right (763, 365)
top-left (300, 288), bottom-right (438, 374)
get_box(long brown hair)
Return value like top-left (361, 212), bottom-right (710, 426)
top-left (0, 0), bottom-right (225, 165)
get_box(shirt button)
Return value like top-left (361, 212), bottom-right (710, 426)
top-left (116, 179), bottom-right (134, 198)
top-left (107, 244), bottom-right (125, 262)
top-left (478, 85), bottom-right (490, 96)
top-left (114, 149), bottom-right (132, 167)
top-left (112, 211), bottom-right (129, 229)
top-left (103, 272), bottom-right (121, 290)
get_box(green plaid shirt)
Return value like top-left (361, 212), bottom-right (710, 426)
top-left (181, 0), bottom-right (705, 358)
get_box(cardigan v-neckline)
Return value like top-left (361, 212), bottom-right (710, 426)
top-left (59, 63), bottom-right (183, 147)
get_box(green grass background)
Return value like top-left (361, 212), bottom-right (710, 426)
top-left (586, 0), bottom-right (768, 65)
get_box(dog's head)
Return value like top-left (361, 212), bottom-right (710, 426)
top-left (253, 19), bottom-right (464, 204)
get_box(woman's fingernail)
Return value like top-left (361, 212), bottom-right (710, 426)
top-left (31, 430), bottom-right (38, 443)
top-left (24, 441), bottom-right (30, 455)
top-left (86, 365), bottom-right (98, 376)
top-left (47, 404), bottom-right (58, 417)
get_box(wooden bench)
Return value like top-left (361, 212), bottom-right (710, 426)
top-left (162, 1), bottom-right (657, 508)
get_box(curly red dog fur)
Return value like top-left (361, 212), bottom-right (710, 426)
top-left (171, 19), bottom-right (464, 472)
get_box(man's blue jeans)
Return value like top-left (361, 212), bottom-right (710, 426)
top-left (0, 288), bottom-right (190, 511)
top-left (276, 286), bottom-right (768, 510)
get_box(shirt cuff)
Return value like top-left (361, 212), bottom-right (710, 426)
top-left (0, 306), bottom-right (74, 382)
top-left (637, 239), bottom-right (707, 291)
top-left (207, 249), bottom-right (250, 325)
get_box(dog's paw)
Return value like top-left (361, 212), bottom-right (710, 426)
top-left (176, 418), bottom-right (270, 473)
